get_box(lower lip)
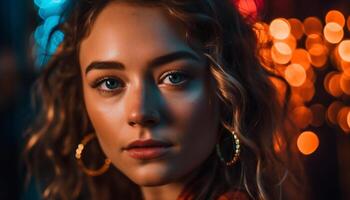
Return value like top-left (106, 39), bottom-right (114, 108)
top-left (126, 146), bottom-right (171, 160)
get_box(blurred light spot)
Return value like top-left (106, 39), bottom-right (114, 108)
top-left (291, 106), bottom-right (313, 129)
top-left (291, 49), bottom-right (311, 70)
top-left (297, 131), bottom-right (319, 155)
top-left (288, 18), bottom-right (304, 40)
top-left (325, 10), bottom-right (345, 27)
top-left (271, 42), bottom-right (292, 64)
top-left (328, 73), bottom-right (343, 97)
top-left (340, 61), bottom-right (350, 77)
top-left (324, 22), bottom-right (344, 44)
top-left (293, 79), bottom-right (315, 102)
top-left (308, 44), bottom-right (328, 68)
top-left (276, 34), bottom-right (297, 51)
top-left (339, 73), bottom-right (350, 95)
top-left (303, 17), bottom-right (323, 36)
top-left (338, 40), bottom-right (350, 62)
top-left (347, 16), bottom-right (350, 32)
top-left (305, 34), bottom-right (323, 50)
top-left (310, 104), bottom-right (326, 127)
top-left (285, 64), bottom-right (306, 87)
top-left (269, 18), bottom-right (291, 40)
top-left (337, 107), bottom-right (350, 133)
top-left (327, 101), bottom-right (344, 125)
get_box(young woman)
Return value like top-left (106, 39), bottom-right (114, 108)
top-left (25, 0), bottom-right (307, 199)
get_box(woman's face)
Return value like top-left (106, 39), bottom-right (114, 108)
top-left (80, 2), bottom-right (220, 186)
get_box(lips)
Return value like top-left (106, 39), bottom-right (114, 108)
top-left (124, 139), bottom-right (172, 160)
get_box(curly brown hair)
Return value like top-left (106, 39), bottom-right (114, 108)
top-left (24, 0), bottom-right (308, 199)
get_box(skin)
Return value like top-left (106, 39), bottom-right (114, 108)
top-left (79, 2), bottom-right (220, 200)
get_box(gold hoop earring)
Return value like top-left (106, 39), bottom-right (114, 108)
top-left (216, 130), bottom-right (241, 167)
top-left (75, 133), bottom-right (111, 176)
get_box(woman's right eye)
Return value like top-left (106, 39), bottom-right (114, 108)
top-left (94, 77), bottom-right (124, 93)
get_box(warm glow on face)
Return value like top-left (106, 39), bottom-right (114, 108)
top-left (284, 63), bottom-right (307, 87)
top-left (291, 49), bottom-right (311, 70)
top-left (323, 22), bottom-right (344, 44)
top-left (271, 42), bottom-right (292, 64)
top-left (325, 10), bottom-right (345, 27)
top-left (269, 18), bottom-right (291, 40)
top-left (297, 131), bottom-right (319, 155)
top-left (289, 18), bottom-right (304, 40)
top-left (303, 17), bottom-right (323, 36)
top-left (338, 40), bottom-right (350, 62)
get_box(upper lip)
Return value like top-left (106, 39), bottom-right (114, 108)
top-left (124, 139), bottom-right (173, 150)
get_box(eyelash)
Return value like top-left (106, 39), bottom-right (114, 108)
top-left (92, 70), bottom-right (190, 94)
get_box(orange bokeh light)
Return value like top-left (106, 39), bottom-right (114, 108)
top-left (328, 73), bottom-right (343, 97)
top-left (269, 18), bottom-right (291, 40)
top-left (284, 63), bottom-right (306, 87)
top-left (325, 10), bottom-right (345, 27)
top-left (323, 22), bottom-right (344, 44)
top-left (291, 106), bottom-right (313, 129)
top-left (338, 40), bottom-right (350, 62)
top-left (305, 34), bottom-right (323, 50)
top-left (291, 49), bottom-right (311, 70)
top-left (327, 101), bottom-right (344, 125)
top-left (340, 61), bottom-right (350, 77)
top-left (339, 73), bottom-right (350, 95)
top-left (303, 17), bottom-right (323, 36)
top-left (297, 131), bottom-right (319, 155)
top-left (271, 42), bottom-right (292, 64)
top-left (337, 107), bottom-right (350, 133)
top-left (347, 16), bottom-right (350, 32)
top-left (347, 111), bottom-right (350, 130)
top-left (289, 18), bottom-right (304, 40)
top-left (308, 44), bottom-right (328, 68)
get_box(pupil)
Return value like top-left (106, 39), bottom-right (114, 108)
top-left (169, 74), bottom-right (182, 83)
top-left (106, 79), bottom-right (118, 89)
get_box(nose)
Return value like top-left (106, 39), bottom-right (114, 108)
top-left (127, 82), bottom-right (161, 128)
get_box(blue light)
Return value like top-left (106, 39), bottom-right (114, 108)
top-left (34, 0), bottom-right (69, 19)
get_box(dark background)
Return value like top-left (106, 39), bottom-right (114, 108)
top-left (0, 0), bottom-right (349, 199)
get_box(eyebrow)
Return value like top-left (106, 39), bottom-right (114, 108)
top-left (85, 50), bottom-right (200, 75)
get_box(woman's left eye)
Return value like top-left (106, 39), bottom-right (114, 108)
top-left (161, 71), bottom-right (189, 85)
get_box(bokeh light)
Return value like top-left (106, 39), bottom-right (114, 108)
top-left (323, 22), bottom-right (344, 44)
top-left (269, 18), bottom-right (291, 40)
top-left (297, 131), bottom-right (319, 155)
top-left (339, 73), bottom-right (350, 95)
top-left (303, 17), bottom-right (323, 36)
top-left (305, 34), bottom-right (323, 50)
top-left (271, 42), bottom-right (292, 64)
top-left (327, 101), bottom-right (344, 125)
top-left (325, 10), bottom-right (345, 27)
top-left (284, 63), bottom-right (307, 87)
top-left (308, 43), bottom-right (328, 68)
top-left (338, 40), bottom-right (350, 62)
top-left (291, 49), bottom-right (311, 70)
top-left (288, 18), bottom-right (304, 40)
top-left (291, 106), bottom-right (313, 129)
top-left (337, 107), bottom-right (350, 133)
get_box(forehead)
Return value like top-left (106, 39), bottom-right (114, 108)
top-left (79, 2), bottom-right (191, 69)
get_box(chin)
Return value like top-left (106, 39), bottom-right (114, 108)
top-left (126, 165), bottom-right (175, 187)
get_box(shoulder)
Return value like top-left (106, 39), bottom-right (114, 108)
top-left (217, 190), bottom-right (250, 200)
